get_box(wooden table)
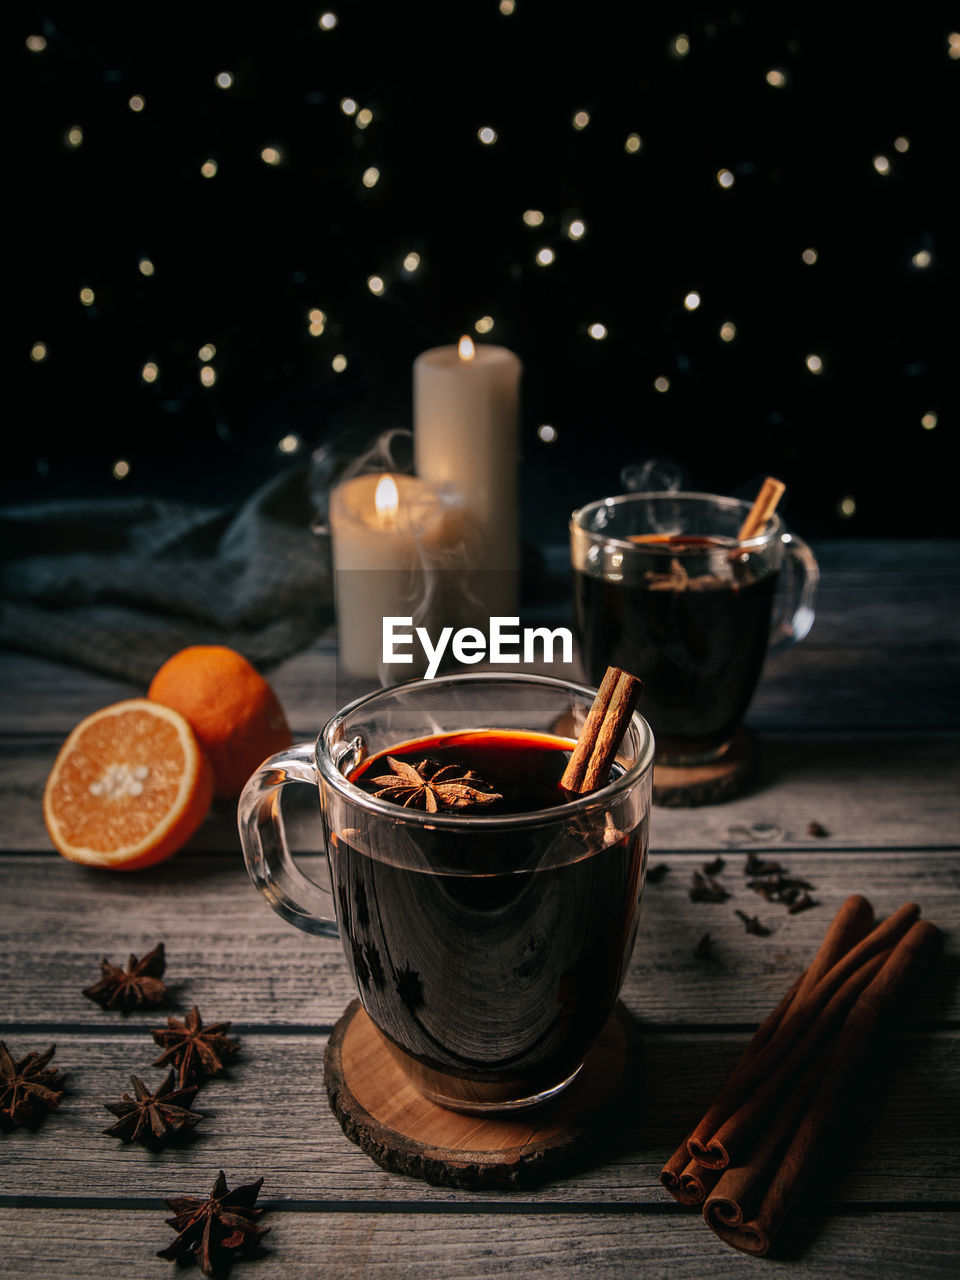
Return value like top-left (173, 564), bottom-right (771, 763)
top-left (2, 539), bottom-right (958, 1276)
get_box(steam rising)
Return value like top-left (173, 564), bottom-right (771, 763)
top-left (620, 457), bottom-right (688, 494)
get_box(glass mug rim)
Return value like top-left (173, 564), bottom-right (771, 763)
top-left (316, 671), bottom-right (655, 834)
top-left (570, 489), bottom-right (785, 552)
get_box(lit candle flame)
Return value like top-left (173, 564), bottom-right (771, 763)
top-left (374, 473), bottom-right (399, 524)
top-left (458, 334), bottom-right (476, 361)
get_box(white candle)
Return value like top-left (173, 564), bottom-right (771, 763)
top-left (329, 472), bottom-right (451, 681)
top-left (413, 339), bottom-right (521, 598)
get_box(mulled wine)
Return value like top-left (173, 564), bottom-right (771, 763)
top-left (574, 545), bottom-right (779, 761)
top-left (327, 729), bottom-right (648, 1108)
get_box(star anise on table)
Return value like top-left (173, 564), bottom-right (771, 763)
top-left (152, 1006), bottom-right (238, 1088)
top-left (0, 1041), bottom-right (66, 1130)
top-left (368, 756), bottom-right (503, 813)
top-left (103, 1071), bottom-right (203, 1148)
top-left (157, 1170), bottom-right (270, 1278)
top-left (83, 941), bottom-right (168, 1010)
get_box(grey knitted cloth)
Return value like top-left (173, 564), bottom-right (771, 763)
top-left (0, 465), bottom-right (332, 686)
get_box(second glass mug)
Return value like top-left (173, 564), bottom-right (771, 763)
top-left (238, 673), bottom-right (654, 1114)
top-left (571, 491), bottom-right (819, 766)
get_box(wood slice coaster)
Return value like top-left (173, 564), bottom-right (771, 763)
top-left (653, 727), bottom-right (759, 807)
top-left (324, 999), bottom-right (641, 1190)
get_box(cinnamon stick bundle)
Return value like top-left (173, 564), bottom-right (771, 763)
top-left (659, 973), bottom-right (804, 1205)
top-left (660, 896), bottom-right (941, 1255)
top-left (686, 898), bottom-right (918, 1169)
top-left (658, 897), bottom-right (875, 1201)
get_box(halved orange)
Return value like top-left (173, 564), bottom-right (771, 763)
top-left (43, 699), bottom-right (214, 870)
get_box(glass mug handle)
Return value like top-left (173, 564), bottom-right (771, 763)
top-left (770, 532), bottom-right (819, 655)
top-left (237, 742), bottom-right (339, 939)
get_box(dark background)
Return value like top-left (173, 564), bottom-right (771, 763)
top-left (13, 3), bottom-right (956, 542)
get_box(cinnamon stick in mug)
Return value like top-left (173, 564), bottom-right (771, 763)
top-left (738, 476), bottom-right (785, 541)
top-left (561, 666), bottom-right (643, 795)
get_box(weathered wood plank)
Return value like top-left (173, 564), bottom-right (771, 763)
top-left (2, 637), bottom-right (957, 739)
top-left (3, 731), bottom-right (958, 853)
top-left (0, 852), bottom-right (955, 1026)
top-left (1, 1207), bottom-right (957, 1279)
top-left (0, 1030), bottom-right (955, 1205)
top-left (748, 651), bottom-right (960, 731)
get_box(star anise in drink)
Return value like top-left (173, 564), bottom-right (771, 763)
top-left (157, 1170), bottom-right (270, 1278)
top-left (83, 942), bottom-right (168, 1011)
top-left (152, 1006), bottom-right (238, 1088)
top-left (368, 756), bottom-right (503, 813)
top-left (103, 1071), bottom-right (203, 1148)
top-left (0, 1041), bottom-right (66, 1130)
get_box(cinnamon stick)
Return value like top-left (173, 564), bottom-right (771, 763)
top-left (702, 918), bottom-right (941, 1255)
top-left (561, 666), bottom-right (643, 795)
top-left (738, 476), bottom-right (785, 542)
top-left (661, 901), bottom-right (872, 1204)
top-left (660, 972), bottom-right (803, 1203)
top-left (792, 892), bottom-right (874, 1003)
top-left (679, 1160), bottom-right (722, 1206)
top-left (702, 1044), bottom-right (831, 1251)
top-left (685, 900), bottom-right (920, 1169)
top-left (660, 973), bottom-right (804, 1205)
top-left (662, 898), bottom-right (941, 1248)
top-left (696, 946), bottom-right (891, 1169)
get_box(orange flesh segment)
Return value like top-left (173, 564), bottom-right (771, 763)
top-left (43, 699), bottom-right (211, 867)
top-left (48, 710), bottom-right (187, 852)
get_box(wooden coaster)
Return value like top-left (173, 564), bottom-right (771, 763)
top-left (324, 999), bottom-right (640, 1190)
top-left (653, 727), bottom-right (759, 807)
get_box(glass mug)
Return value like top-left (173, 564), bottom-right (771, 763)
top-left (238, 673), bottom-right (654, 1114)
top-left (571, 491), bottom-right (819, 766)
